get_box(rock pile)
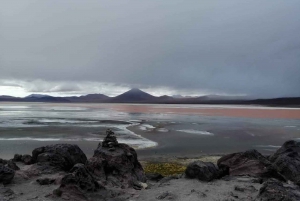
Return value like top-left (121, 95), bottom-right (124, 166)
top-left (184, 140), bottom-right (300, 200)
top-left (101, 129), bottom-right (119, 150)
top-left (86, 129), bottom-right (146, 188)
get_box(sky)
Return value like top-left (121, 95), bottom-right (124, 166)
top-left (0, 1), bottom-right (300, 98)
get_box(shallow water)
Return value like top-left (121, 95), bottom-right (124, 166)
top-left (0, 102), bottom-right (299, 158)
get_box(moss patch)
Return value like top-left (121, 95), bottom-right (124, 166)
top-left (143, 162), bottom-right (186, 176)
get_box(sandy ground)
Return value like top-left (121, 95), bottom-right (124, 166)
top-left (4, 163), bottom-right (62, 201)
top-left (135, 176), bottom-right (262, 201)
top-left (4, 161), bottom-right (262, 201)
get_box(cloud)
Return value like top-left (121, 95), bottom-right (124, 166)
top-left (0, 1), bottom-right (299, 98)
top-left (0, 79), bottom-right (219, 97)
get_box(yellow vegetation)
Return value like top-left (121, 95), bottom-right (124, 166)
top-left (143, 162), bottom-right (186, 176)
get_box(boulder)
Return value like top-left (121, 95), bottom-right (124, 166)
top-left (258, 179), bottom-right (300, 201)
top-left (54, 163), bottom-right (101, 201)
top-left (36, 177), bottom-right (55, 185)
top-left (217, 149), bottom-right (284, 180)
top-left (86, 129), bottom-right (146, 188)
top-left (13, 154), bottom-right (23, 162)
top-left (21, 154), bottom-right (33, 165)
top-left (6, 160), bottom-right (20, 171)
top-left (0, 159), bottom-right (20, 171)
top-left (0, 164), bottom-right (15, 184)
top-left (32, 144), bottom-right (87, 171)
top-left (185, 161), bottom-right (228, 181)
top-left (146, 173), bottom-right (164, 182)
top-left (269, 140), bottom-right (300, 185)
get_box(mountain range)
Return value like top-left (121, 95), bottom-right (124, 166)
top-left (0, 88), bottom-right (299, 106)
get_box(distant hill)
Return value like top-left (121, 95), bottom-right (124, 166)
top-left (247, 97), bottom-right (300, 106)
top-left (0, 89), bottom-right (299, 106)
top-left (66, 94), bottom-right (109, 103)
top-left (21, 94), bottom-right (70, 102)
top-left (0, 95), bottom-right (21, 101)
top-left (25, 94), bottom-right (51, 98)
top-left (109, 88), bottom-right (158, 103)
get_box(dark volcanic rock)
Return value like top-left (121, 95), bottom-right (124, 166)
top-left (0, 159), bottom-right (20, 171)
top-left (146, 173), bottom-right (164, 182)
top-left (0, 164), bottom-right (15, 184)
top-left (101, 129), bottom-right (119, 148)
top-left (36, 177), bottom-right (55, 185)
top-left (6, 160), bottom-right (20, 171)
top-left (86, 129), bottom-right (146, 188)
top-left (61, 163), bottom-right (100, 192)
top-left (217, 149), bottom-right (284, 180)
top-left (55, 163), bottom-right (101, 201)
top-left (258, 179), bottom-right (300, 201)
top-left (21, 154), bottom-right (33, 165)
top-left (13, 154), bottom-right (23, 162)
top-left (32, 144), bottom-right (87, 171)
top-left (269, 140), bottom-right (300, 185)
top-left (185, 161), bottom-right (227, 181)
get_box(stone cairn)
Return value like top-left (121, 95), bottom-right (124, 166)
top-left (102, 129), bottom-right (118, 151)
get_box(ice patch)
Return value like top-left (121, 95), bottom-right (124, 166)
top-left (177, 129), bottom-right (214, 136)
top-left (157, 128), bottom-right (168, 132)
top-left (139, 124), bottom-right (155, 131)
top-left (139, 126), bottom-right (147, 131)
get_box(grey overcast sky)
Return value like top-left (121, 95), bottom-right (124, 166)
top-left (0, 0), bottom-right (300, 97)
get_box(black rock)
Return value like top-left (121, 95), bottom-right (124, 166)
top-left (146, 173), bottom-right (164, 182)
top-left (185, 161), bottom-right (227, 181)
top-left (0, 159), bottom-right (20, 171)
top-left (6, 160), bottom-right (20, 171)
top-left (269, 140), bottom-right (300, 185)
top-left (36, 178), bottom-right (55, 185)
top-left (258, 179), bottom-right (300, 201)
top-left (0, 159), bottom-right (7, 164)
top-left (13, 154), bottom-right (23, 162)
top-left (101, 129), bottom-right (119, 148)
top-left (32, 144), bottom-right (87, 171)
top-left (61, 163), bottom-right (100, 192)
top-left (54, 163), bottom-right (101, 201)
top-left (0, 164), bottom-right (15, 184)
top-left (217, 149), bottom-right (284, 180)
top-left (86, 129), bottom-right (146, 188)
top-left (21, 154), bottom-right (33, 165)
